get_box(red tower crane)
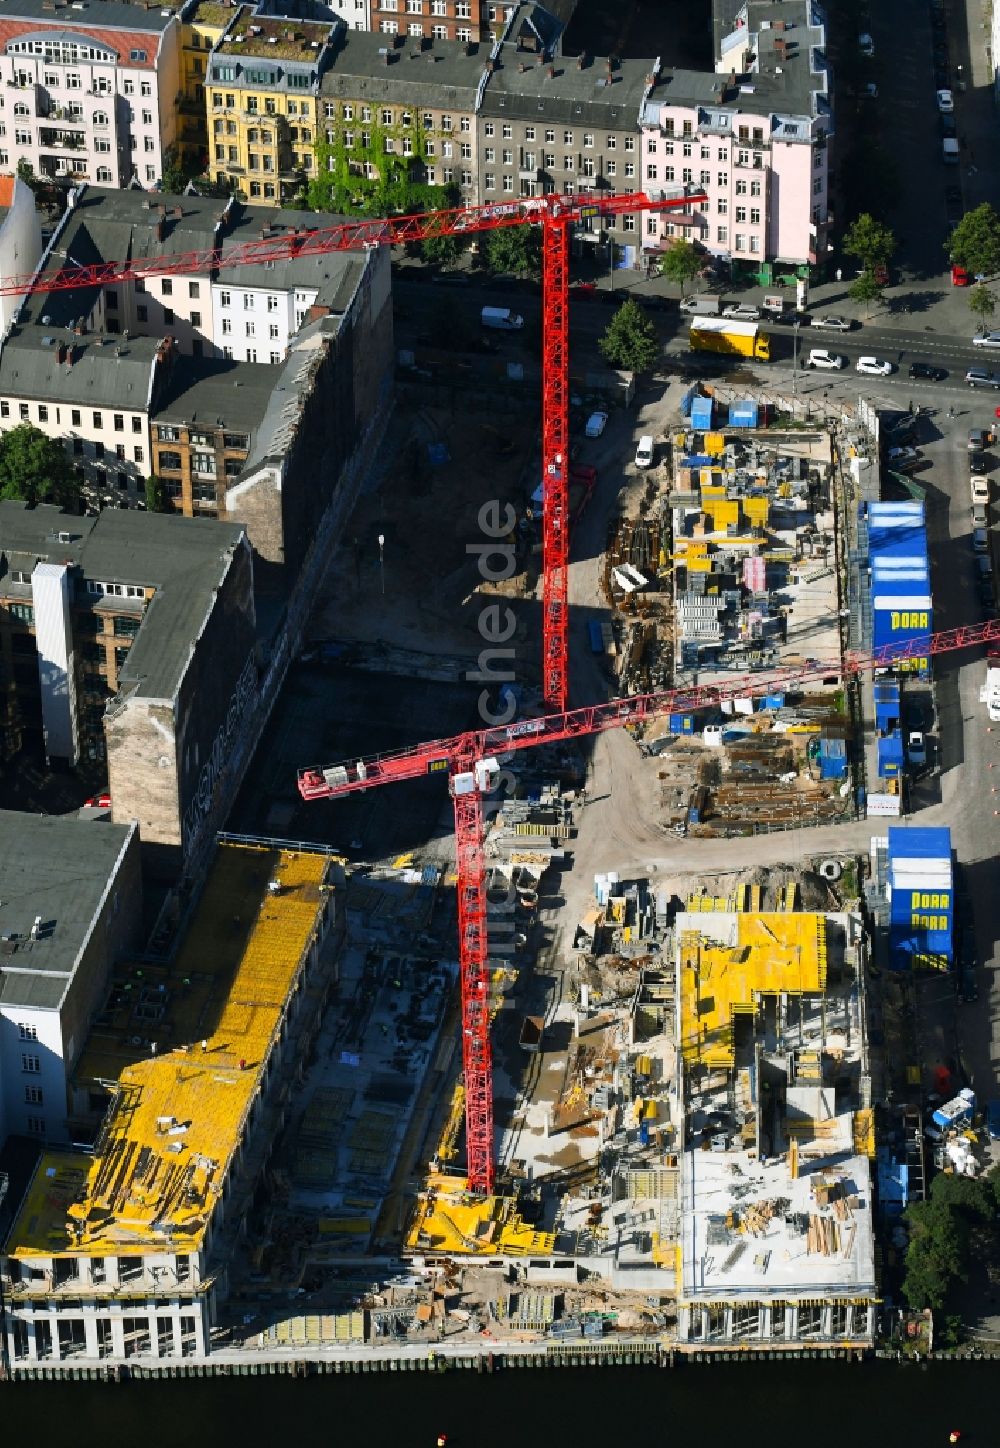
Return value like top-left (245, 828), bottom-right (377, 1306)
top-left (5, 188), bottom-right (704, 712)
top-left (298, 619), bottom-right (1000, 1195)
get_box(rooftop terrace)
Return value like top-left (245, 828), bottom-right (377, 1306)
top-left (5, 842), bottom-right (333, 1259)
top-left (218, 8), bottom-right (333, 63)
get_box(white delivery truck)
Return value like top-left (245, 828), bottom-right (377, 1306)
top-left (481, 305), bottom-right (524, 330)
top-left (981, 649), bottom-right (1000, 722)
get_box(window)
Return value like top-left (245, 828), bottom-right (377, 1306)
top-left (9, 603), bottom-right (33, 623)
top-left (624, 162), bottom-right (635, 178)
top-left (158, 450), bottom-right (182, 471)
top-left (21, 1054), bottom-right (40, 1073)
top-left (750, 180), bottom-right (761, 197)
top-left (18, 403), bottom-right (28, 422)
top-left (717, 198), bottom-right (727, 215)
top-left (749, 236), bottom-right (760, 253)
top-left (735, 206), bottom-right (746, 223)
top-left (220, 290), bottom-right (231, 308)
top-left (624, 136), bottom-right (634, 152)
top-left (38, 404), bottom-right (48, 423)
top-left (26, 1117), bottom-right (45, 1136)
top-left (71, 409), bottom-right (81, 427)
top-left (681, 168), bottom-right (692, 184)
top-left (502, 175), bottom-right (513, 192)
top-left (269, 324), bottom-right (279, 340)
top-left (485, 173), bottom-right (495, 190)
top-left (735, 233), bottom-right (746, 252)
top-left (717, 172), bottom-right (728, 187)
top-left (717, 225), bottom-right (728, 244)
top-left (646, 164), bottom-right (657, 180)
top-left (245, 321), bottom-right (255, 337)
top-left (606, 159), bottom-right (616, 176)
top-left (750, 209), bottom-right (760, 225)
top-left (622, 215), bottom-right (635, 233)
top-left (134, 446), bottom-right (144, 464)
top-left (484, 122), bottom-right (494, 137)
top-left (243, 294), bottom-right (254, 310)
top-left (24, 1086), bottom-right (42, 1105)
top-left (813, 177), bottom-right (822, 195)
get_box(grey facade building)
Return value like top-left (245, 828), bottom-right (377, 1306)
top-left (0, 810), bottom-right (142, 1146)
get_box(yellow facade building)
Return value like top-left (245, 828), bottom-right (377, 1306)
top-left (206, 7), bottom-right (336, 205)
top-left (176, 1), bottom-right (231, 168)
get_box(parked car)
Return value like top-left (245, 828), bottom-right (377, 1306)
top-left (634, 435), bottom-right (655, 468)
top-left (968, 427), bottom-right (990, 449)
top-left (887, 446), bottom-right (918, 463)
top-left (973, 503), bottom-right (988, 529)
top-left (971, 477), bottom-right (990, 504)
top-left (970, 450), bottom-right (989, 474)
top-left (858, 32), bottom-right (874, 55)
top-left (937, 88), bottom-right (954, 111)
top-left (856, 356), bottom-right (893, 376)
top-left (973, 330), bottom-right (1000, 348)
top-left (973, 527), bottom-right (988, 552)
top-left (722, 303), bottom-right (761, 321)
top-left (810, 315), bottom-right (854, 332)
top-left (952, 263), bottom-right (970, 286)
top-left (585, 411), bottom-right (608, 438)
top-left (940, 113), bottom-right (957, 138)
top-left (966, 368), bottom-right (1000, 389)
top-left (909, 362), bottom-right (946, 380)
top-left (807, 349), bottom-right (846, 369)
top-left (906, 730), bottom-right (927, 768)
top-left (863, 82), bottom-right (878, 99)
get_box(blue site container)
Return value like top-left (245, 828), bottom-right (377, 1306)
top-left (727, 400), bottom-right (759, 428)
top-left (818, 736), bottom-right (847, 780)
top-left (669, 713), bottom-right (694, 734)
top-left (588, 619), bottom-right (603, 654)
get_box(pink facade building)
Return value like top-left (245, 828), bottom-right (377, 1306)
top-left (640, 0), bottom-right (831, 276)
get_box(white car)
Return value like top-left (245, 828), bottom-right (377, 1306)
top-left (856, 356), bottom-right (893, 376)
top-left (634, 435), bottom-right (655, 468)
top-left (807, 349), bottom-right (846, 370)
top-left (972, 331), bottom-right (1000, 349)
top-left (585, 410), bottom-right (608, 438)
top-left (722, 303), bottom-right (761, 321)
top-left (937, 89), bottom-right (954, 112)
top-left (810, 315), bottom-right (854, 332)
top-left (858, 32), bottom-right (874, 55)
top-left (971, 476), bottom-right (990, 505)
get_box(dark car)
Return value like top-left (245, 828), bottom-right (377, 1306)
top-left (909, 362), bottom-right (946, 381)
top-left (940, 113), bottom-right (957, 138)
top-left (934, 65), bottom-right (950, 87)
top-left (970, 450), bottom-right (989, 473)
top-left (979, 575), bottom-right (996, 608)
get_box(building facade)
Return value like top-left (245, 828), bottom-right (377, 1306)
top-left (640, 0), bottom-right (832, 277)
top-left (0, 175), bottom-right (42, 334)
top-left (0, 503), bottom-right (256, 867)
top-left (176, 0), bottom-right (230, 171)
top-left (0, 0), bottom-right (182, 188)
top-left (0, 811), bottom-right (142, 1145)
top-left (206, 6), bottom-right (337, 204)
top-left (0, 841), bottom-right (340, 1367)
top-left (314, 28), bottom-right (485, 209)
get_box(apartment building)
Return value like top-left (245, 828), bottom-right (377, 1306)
top-left (149, 356), bottom-right (279, 515)
top-left (369, 0), bottom-right (483, 45)
top-left (640, 0), bottom-right (832, 278)
top-left (0, 503), bottom-right (256, 867)
top-left (207, 6), bottom-right (337, 204)
top-left (315, 28), bottom-right (485, 208)
top-left (0, 811), bottom-right (141, 1148)
top-left (0, 0), bottom-right (183, 188)
top-left (176, 0), bottom-right (232, 169)
top-left (0, 840), bottom-right (340, 1366)
top-left (0, 175), bottom-right (42, 333)
top-left (477, 47), bottom-right (656, 254)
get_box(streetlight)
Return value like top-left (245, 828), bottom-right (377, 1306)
top-left (792, 320), bottom-right (801, 407)
top-left (377, 532), bottom-right (385, 596)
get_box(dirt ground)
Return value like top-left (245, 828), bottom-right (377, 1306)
top-left (311, 399), bottom-right (541, 660)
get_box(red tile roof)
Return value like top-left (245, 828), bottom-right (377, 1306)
top-left (0, 17), bottom-right (162, 67)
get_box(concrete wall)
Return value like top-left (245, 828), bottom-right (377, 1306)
top-left (0, 177), bottom-right (43, 335)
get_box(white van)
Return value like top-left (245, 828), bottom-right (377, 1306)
top-left (481, 305), bottom-right (524, 330)
top-left (942, 138), bottom-right (960, 163)
top-left (679, 295), bottom-right (721, 315)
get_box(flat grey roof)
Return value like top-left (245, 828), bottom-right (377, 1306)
top-left (0, 502), bottom-right (246, 702)
top-left (153, 356), bottom-right (281, 433)
top-left (214, 208), bottom-right (366, 305)
top-left (318, 29), bottom-right (486, 106)
top-left (0, 0), bottom-right (177, 32)
top-left (0, 811), bottom-right (135, 1012)
top-left (481, 50), bottom-right (654, 125)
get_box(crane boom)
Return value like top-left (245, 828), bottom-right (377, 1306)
top-left (1, 188), bottom-right (704, 298)
top-left (299, 618), bottom-right (1000, 802)
top-left (298, 613), bottom-right (999, 1196)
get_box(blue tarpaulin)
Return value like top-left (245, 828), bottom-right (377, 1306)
top-left (874, 681), bottom-right (900, 732)
top-left (818, 736), bottom-right (847, 779)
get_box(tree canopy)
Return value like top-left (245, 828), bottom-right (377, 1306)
top-left (481, 224), bottom-right (542, 278)
top-left (848, 270), bottom-right (883, 317)
top-left (948, 203), bottom-right (1000, 277)
top-left (902, 1166), bottom-right (1000, 1310)
top-left (0, 424), bottom-right (80, 508)
top-left (598, 298), bottom-right (660, 374)
top-left (969, 283), bottom-right (997, 331)
top-left (658, 239), bottom-right (702, 291)
top-left (842, 213), bottom-right (896, 271)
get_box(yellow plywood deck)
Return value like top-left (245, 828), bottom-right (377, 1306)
top-left (679, 913), bottom-right (827, 1068)
top-left (8, 844), bottom-right (332, 1259)
top-left (406, 1174), bottom-right (556, 1258)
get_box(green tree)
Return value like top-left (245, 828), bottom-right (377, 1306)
top-left (968, 282), bottom-right (997, 332)
top-left (482, 224), bottom-right (542, 278)
top-left (0, 424), bottom-right (79, 508)
top-left (598, 298), bottom-right (660, 375)
top-left (948, 202), bottom-right (1000, 277)
top-left (15, 158), bottom-right (38, 193)
top-left (161, 144), bottom-right (202, 196)
top-left (843, 212), bottom-right (896, 271)
top-left (658, 238), bottom-right (702, 292)
top-left (421, 231), bottom-right (463, 266)
top-left (848, 270), bottom-right (883, 318)
top-left (902, 1166), bottom-right (1000, 1310)
top-left (144, 474), bottom-right (170, 513)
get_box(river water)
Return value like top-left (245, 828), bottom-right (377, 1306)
top-left (0, 1362), bottom-right (989, 1447)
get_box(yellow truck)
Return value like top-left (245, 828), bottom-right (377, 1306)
top-left (690, 317), bottom-right (770, 361)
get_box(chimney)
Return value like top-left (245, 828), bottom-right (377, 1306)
top-left (547, 64), bottom-right (555, 79)
top-left (577, 51), bottom-right (587, 69)
top-left (65, 345), bottom-right (74, 368)
top-left (56, 341), bottom-right (67, 364)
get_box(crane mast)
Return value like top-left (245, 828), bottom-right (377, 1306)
top-left (299, 617), bottom-right (1000, 1193)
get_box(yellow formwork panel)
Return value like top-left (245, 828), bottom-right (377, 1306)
top-left (704, 432), bottom-right (726, 456)
top-left (743, 496), bottom-right (770, 528)
top-left (679, 914), bottom-right (827, 1068)
top-left (405, 1174), bottom-right (555, 1258)
top-left (9, 844), bottom-right (332, 1259)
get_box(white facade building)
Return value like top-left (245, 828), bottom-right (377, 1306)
top-left (0, 1), bottom-right (183, 189)
top-left (640, 0), bottom-right (832, 274)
